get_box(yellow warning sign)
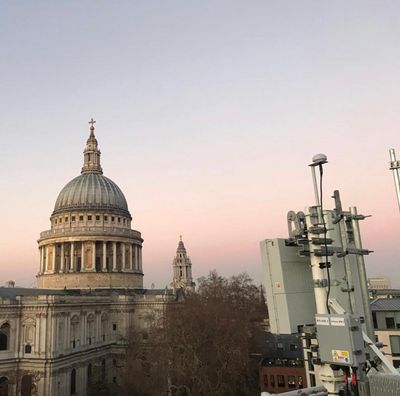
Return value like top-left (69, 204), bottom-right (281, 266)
top-left (332, 349), bottom-right (350, 364)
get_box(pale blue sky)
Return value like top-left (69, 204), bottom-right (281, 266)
top-left (2, 1), bottom-right (400, 288)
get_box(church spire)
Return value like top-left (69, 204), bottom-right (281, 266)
top-left (171, 236), bottom-right (195, 291)
top-left (81, 118), bottom-right (103, 174)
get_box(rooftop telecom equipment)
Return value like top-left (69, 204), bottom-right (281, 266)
top-left (260, 154), bottom-right (400, 396)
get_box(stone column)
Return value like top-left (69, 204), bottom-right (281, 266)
top-left (112, 242), bottom-right (117, 271)
top-left (39, 247), bottom-right (42, 274)
top-left (52, 244), bottom-right (56, 273)
top-left (139, 247), bottom-right (143, 272)
top-left (129, 244), bottom-right (133, 271)
top-left (102, 241), bottom-right (107, 271)
top-left (60, 243), bottom-right (65, 273)
top-left (134, 246), bottom-right (138, 271)
top-left (45, 246), bottom-right (48, 273)
top-left (82, 314), bottom-right (87, 346)
top-left (70, 242), bottom-right (75, 272)
top-left (81, 241), bottom-right (86, 272)
top-left (91, 241), bottom-right (96, 271)
top-left (64, 317), bottom-right (68, 352)
top-left (66, 315), bottom-right (70, 349)
top-left (121, 242), bottom-right (126, 270)
top-left (40, 247), bottom-right (44, 273)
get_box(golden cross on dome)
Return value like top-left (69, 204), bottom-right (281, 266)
top-left (88, 118), bottom-right (96, 129)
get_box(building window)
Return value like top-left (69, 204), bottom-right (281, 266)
top-left (263, 375), bottom-right (268, 386)
top-left (113, 323), bottom-right (117, 331)
top-left (59, 218), bottom-right (62, 223)
top-left (307, 351), bottom-right (314, 371)
top-left (24, 344), bottom-right (32, 354)
top-left (21, 375), bottom-right (32, 396)
top-left (0, 323), bottom-right (10, 351)
top-left (101, 359), bottom-right (106, 378)
top-left (104, 216), bottom-right (108, 221)
top-left (55, 219), bottom-right (57, 224)
top-left (113, 376), bottom-right (117, 384)
top-left (87, 364), bottom-right (92, 390)
top-left (96, 215), bottom-right (100, 221)
top-left (386, 317), bottom-right (395, 329)
top-left (111, 216), bottom-right (115, 222)
top-left (79, 215), bottom-right (84, 221)
top-left (88, 215), bottom-right (92, 221)
top-left (288, 375), bottom-right (296, 388)
top-left (0, 377), bottom-right (9, 396)
top-left (118, 217), bottom-right (121, 223)
top-left (270, 375), bottom-right (275, 387)
top-left (298, 376), bottom-right (303, 389)
top-left (277, 375), bottom-right (285, 387)
top-left (70, 369), bottom-right (76, 395)
top-left (277, 342), bottom-right (284, 351)
top-left (65, 217), bottom-right (69, 222)
top-left (289, 343), bottom-right (298, 351)
top-left (310, 374), bottom-right (316, 387)
top-left (71, 316), bottom-right (79, 349)
top-left (71, 216), bottom-right (76, 222)
top-left (123, 218), bottom-right (126, 224)
top-left (390, 335), bottom-right (400, 356)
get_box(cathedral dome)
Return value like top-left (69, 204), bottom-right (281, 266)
top-left (52, 119), bottom-right (131, 218)
top-left (53, 173), bottom-right (130, 217)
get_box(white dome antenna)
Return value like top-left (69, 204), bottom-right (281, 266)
top-left (309, 153), bottom-right (328, 206)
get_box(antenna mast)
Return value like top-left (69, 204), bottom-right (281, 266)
top-left (389, 148), bottom-right (400, 211)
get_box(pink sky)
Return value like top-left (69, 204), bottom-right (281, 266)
top-left (2, 1), bottom-right (400, 288)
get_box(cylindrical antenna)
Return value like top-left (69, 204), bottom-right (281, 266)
top-left (389, 148), bottom-right (400, 211)
top-left (309, 153), bottom-right (328, 207)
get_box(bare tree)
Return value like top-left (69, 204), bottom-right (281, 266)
top-left (123, 271), bottom-right (267, 396)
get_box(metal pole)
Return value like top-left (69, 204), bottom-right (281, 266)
top-left (351, 207), bottom-right (375, 340)
top-left (311, 166), bottom-right (320, 207)
top-left (389, 148), bottom-right (400, 211)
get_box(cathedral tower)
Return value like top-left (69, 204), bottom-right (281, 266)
top-left (37, 120), bottom-right (144, 289)
top-left (171, 236), bottom-right (195, 291)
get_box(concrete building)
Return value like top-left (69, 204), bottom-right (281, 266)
top-left (259, 333), bottom-right (307, 394)
top-left (0, 121), bottom-right (191, 396)
top-left (371, 298), bottom-right (400, 369)
top-left (368, 277), bottom-right (391, 290)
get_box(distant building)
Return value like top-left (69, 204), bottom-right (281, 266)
top-left (170, 236), bottom-right (196, 291)
top-left (368, 277), bottom-right (391, 290)
top-left (369, 288), bottom-right (400, 299)
top-left (371, 298), bottom-right (400, 368)
top-left (0, 122), bottom-right (193, 396)
top-left (259, 333), bottom-right (307, 394)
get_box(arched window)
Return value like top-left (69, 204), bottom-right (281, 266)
top-left (71, 316), bottom-right (79, 349)
top-left (21, 375), bottom-right (32, 396)
top-left (0, 323), bottom-right (10, 351)
top-left (101, 313), bottom-right (107, 342)
top-left (0, 377), bottom-right (8, 396)
top-left (87, 364), bottom-right (92, 390)
top-left (87, 314), bottom-right (95, 345)
top-left (101, 359), bottom-right (106, 378)
top-left (70, 369), bottom-right (76, 395)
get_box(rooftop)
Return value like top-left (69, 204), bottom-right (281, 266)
top-left (371, 298), bottom-right (400, 311)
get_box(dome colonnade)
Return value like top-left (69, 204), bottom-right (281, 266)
top-left (37, 119), bottom-right (144, 289)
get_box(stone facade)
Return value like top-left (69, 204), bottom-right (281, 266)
top-left (0, 120), bottom-right (186, 396)
top-left (170, 237), bottom-right (195, 291)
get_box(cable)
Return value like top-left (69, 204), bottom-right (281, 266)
top-left (319, 164), bottom-right (331, 314)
